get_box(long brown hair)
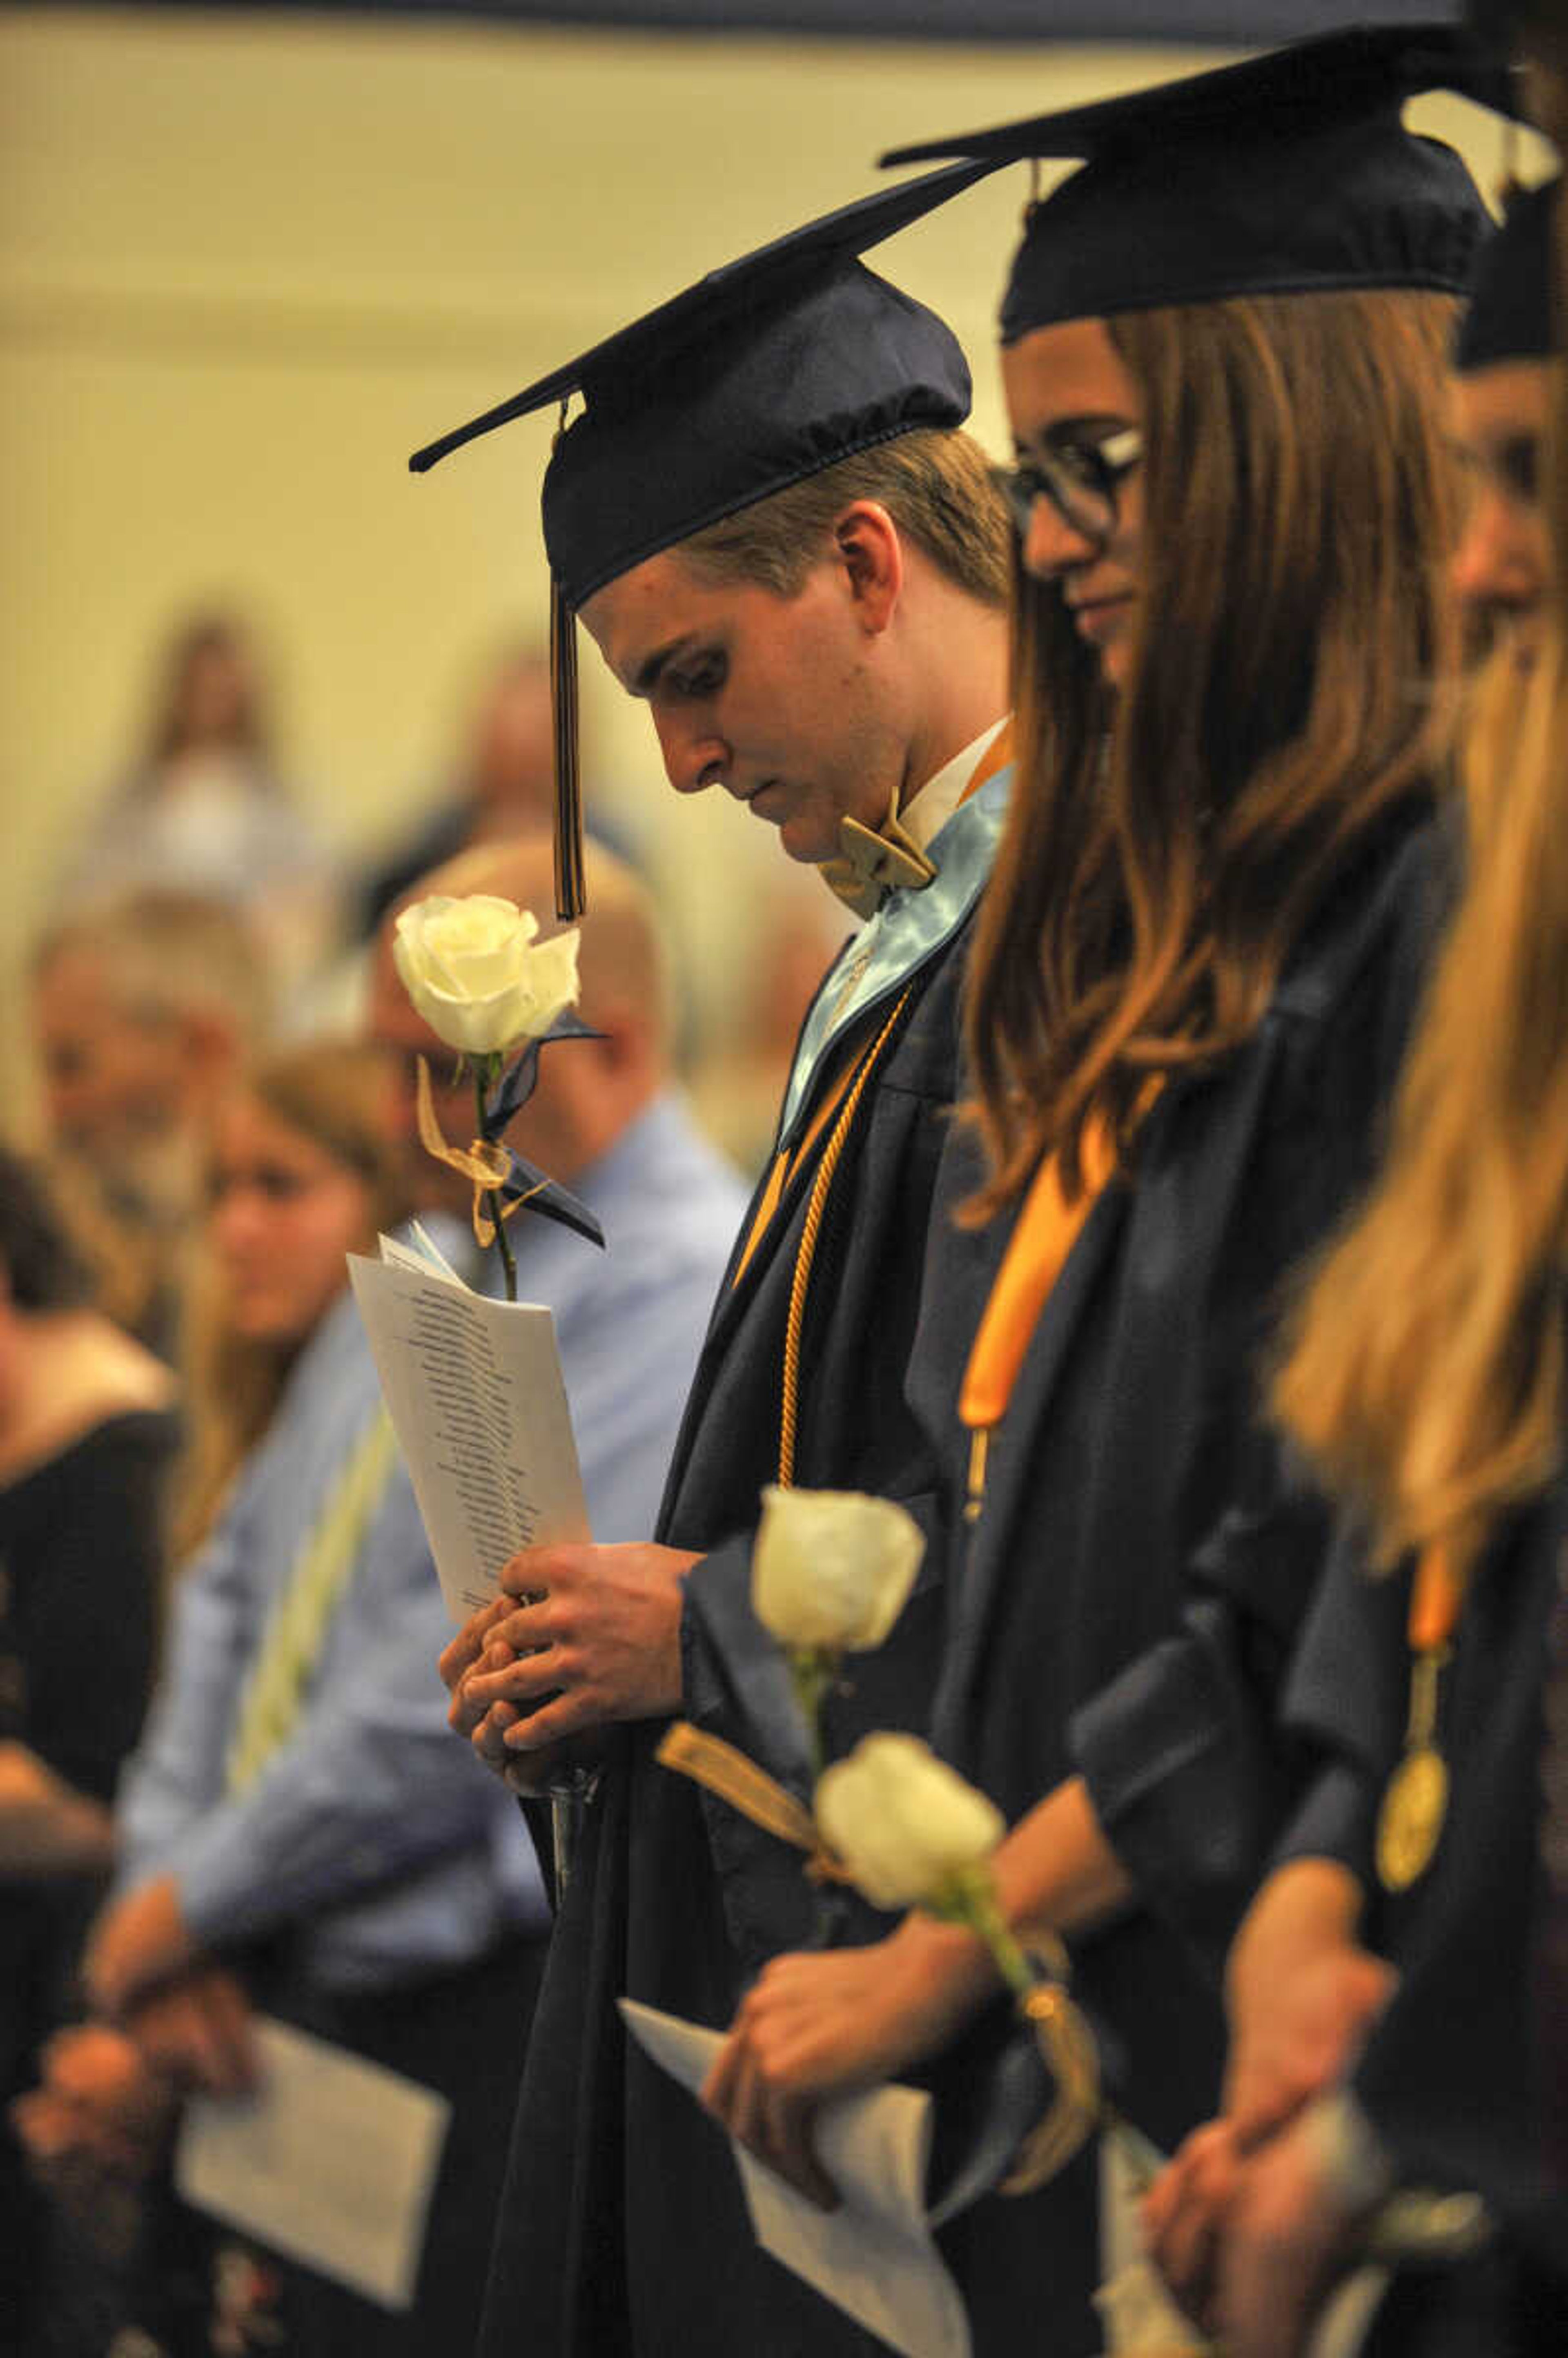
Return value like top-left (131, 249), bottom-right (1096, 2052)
top-left (173, 1040), bottom-right (410, 1558)
top-left (965, 288), bottom-right (1461, 1213)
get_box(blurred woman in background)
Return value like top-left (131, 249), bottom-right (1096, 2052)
top-left (21, 1038), bottom-right (548, 2357)
top-left (0, 1145), bottom-right (177, 2354)
top-left (59, 609), bottom-right (341, 1012)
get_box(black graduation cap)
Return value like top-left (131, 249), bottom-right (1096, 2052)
top-left (409, 160), bottom-right (994, 918)
top-left (1455, 173), bottom-right (1559, 368)
top-left (879, 23), bottom-right (1498, 345)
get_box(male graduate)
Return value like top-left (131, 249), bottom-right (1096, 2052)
top-left (413, 169), bottom-right (1013, 2356)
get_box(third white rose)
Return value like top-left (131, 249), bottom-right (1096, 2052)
top-left (815, 1733), bottom-right (1005, 1910)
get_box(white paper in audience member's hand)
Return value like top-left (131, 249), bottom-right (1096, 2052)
top-left (620, 1998), bottom-right (971, 2358)
top-left (175, 2017), bottom-right (450, 2311)
top-left (349, 1234), bottom-right (590, 1621)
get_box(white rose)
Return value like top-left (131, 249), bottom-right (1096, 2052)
top-left (752, 1485), bottom-right (924, 1654)
top-left (815, 1734), bottom-right (1004, 1911)
top-left (392, 895), bottom-right (580, 1058)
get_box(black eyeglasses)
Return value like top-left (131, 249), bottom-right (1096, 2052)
top-left (992, 426), bottom-right (1144, 545)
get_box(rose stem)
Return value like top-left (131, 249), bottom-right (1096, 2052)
top-left (475, 1065), bottom-right (518, 1303)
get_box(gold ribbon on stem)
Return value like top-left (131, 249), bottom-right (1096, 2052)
top-left (415, 1056), bottom-right (544, 1248)
top-left (1001, 1948), bottom-right (1103, 2195)
top-left (657, 1721), bottom-right (845, 1873)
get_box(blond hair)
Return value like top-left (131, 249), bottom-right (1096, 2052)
top-left (173, 1040), bottom-right (410, 1558)
top-left (679, 427), bottom-right (1011, 610)
top-left (1274, 615), bottom-right (1568, 1579)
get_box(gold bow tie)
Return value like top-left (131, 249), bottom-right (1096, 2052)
top-left (817, 798), bottom-right (937, 918)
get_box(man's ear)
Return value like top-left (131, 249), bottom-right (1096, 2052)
top-left (834, 501), bottom-right (902, 636)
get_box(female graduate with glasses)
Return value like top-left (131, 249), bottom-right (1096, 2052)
top-left (1140, 171), bottom-right (1568, 2358)
top-left (704, 27), bottom-right (1492, 2353)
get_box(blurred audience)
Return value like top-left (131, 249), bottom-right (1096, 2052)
top-left (22, 825), bottom-right (744, 2352)
top-left (57, 610), bottom-right (342, 1011)
top-left (31, 888), bottom-right (272, 1360)
top-left (366, 832), bottom-right (748, 1540)
top-left (684, 875), bottom-right (845, 1179)
top-left (18, 1038), bottom-right (540, 2358)
top-left (0, 1147), bottom-right (178, 2356)
top-left (355, 643), bottom-right (635, 942)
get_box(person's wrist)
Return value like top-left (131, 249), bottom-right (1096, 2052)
top-left (1227, 1860), bottom-right (1363, 2021)
top-left (889, 1906), bottom-right (1000, 2033)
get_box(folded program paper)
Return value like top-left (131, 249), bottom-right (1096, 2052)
top-left (175, 2017), bottom-right (450, 2310)
top-left (349, 1231), bottom-right (590, 1622)
top-left (620, 1998), bottom-right (971, 2358)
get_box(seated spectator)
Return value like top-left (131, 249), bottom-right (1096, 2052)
top-left (684, 872), bottom-right (843, 1180)
top-left (355, 643), bottom-right (634, 941)
top-left (366, 833), bottom-right (748, 1544)
top-left (31, 888), bottom-right (271, 1359)
top-left (0, 1147), bottom-right (178, 2356)
top-left (57, 608), bottom-right (341, 1011)
top-left (24, 838), bottom-right (743, 2355)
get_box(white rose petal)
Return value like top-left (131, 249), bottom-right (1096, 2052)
top-left (752, 1485), bottom-right (924, 1654)
top-left (815, 1734), bottom-right (1004, 1911)
top-left (393, 895), bottom-right (580, 1057)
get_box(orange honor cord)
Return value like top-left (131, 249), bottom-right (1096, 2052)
top-left (1408, 1540), bottom-right (1462, 1654)
top-left (1377, 1539), bottom-right (1462, 1894)
top-left (958, 1119), bottom-right (1119, 1519)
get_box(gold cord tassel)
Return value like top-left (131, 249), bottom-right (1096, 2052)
top-left (550, 568), bottom-right (586, 921)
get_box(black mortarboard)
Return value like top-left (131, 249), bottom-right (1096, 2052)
top-left (1455, 173), bottom-right (1559, 368)
top-left (409, 161), bottom-right (993, 917)
top-left (880, 24), bottom-right (1497, 345)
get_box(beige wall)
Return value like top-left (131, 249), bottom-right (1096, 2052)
top-left (0, 7), bottom-right (1523, 1118)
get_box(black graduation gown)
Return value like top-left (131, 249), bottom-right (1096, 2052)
top-left (1276, 1489), bottom-right (1568, 2351)
top-left (904, 814), bottom-right (1444, 2358)
top-left (478, 921), bottom-right (985, 2358)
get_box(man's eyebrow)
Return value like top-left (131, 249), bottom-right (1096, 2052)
top-left (630, 632), bottom-right (700, 699)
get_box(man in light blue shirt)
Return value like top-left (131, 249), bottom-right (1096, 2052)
top-left (50, 836), bottom-right (744, 2356)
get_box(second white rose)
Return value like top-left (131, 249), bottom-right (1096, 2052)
top-left (393, 894), bottom-right (581, 1058)
top-left (752, 1484), bottom-right (924, 1654)
top-left (815, 1733), bottom-right (1006, 1910)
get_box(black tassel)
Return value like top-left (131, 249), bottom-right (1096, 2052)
top-left (550, 568), bottom-right (586, 920)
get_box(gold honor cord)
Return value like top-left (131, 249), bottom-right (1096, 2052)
top-left (778, 988), bottom-right (913, 1489)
